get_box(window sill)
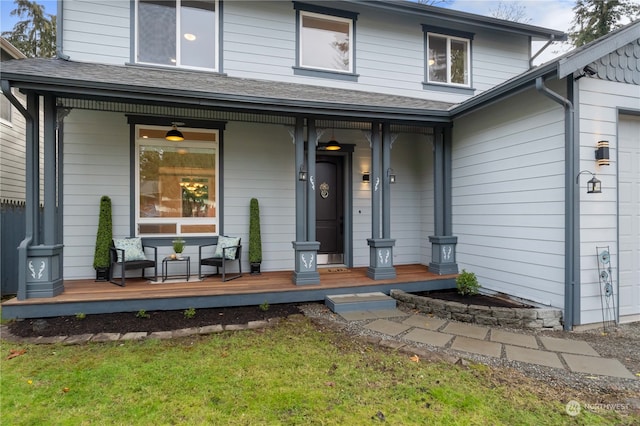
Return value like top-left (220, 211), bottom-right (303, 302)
top-left (422, 82), bottom-right (475, 95)
top-left (126, 62), bottom-right (226, 76)
top-left (293, 67), bottom-right (359, 82)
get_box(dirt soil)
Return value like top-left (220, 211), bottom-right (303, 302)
top-left (7, 304), bottom-right (302, 338)
top-left (413, 289), bottom-right (533, 308)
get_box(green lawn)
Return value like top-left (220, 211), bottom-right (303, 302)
top-left (1, 316), bottom-right (635, 425)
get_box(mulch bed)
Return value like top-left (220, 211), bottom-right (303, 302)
top-left (7, 304), bottom-right (302, 338)
top-left (412, 289), bottom-right (534, 308)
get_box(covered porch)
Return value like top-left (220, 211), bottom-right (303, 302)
top-left (1, 58), bottom-right (460, 318)
top-left (1, 265), bottom-right (456, 319)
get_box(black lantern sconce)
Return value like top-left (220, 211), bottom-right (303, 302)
top-left (595, 140), bottom-right (610, 166)
top-left (298, 165), bottom-right (308, 181)
top-left (362, 172), bottom-right (370, 183)
top-left (576, 170), bottom-right (602, 194)
top-left (387, 168), bottom-right (396, 184)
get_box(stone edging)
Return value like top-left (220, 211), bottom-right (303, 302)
top-left (390, 290), bottom-right (563, 330)
top-left (0, 318), bottom-right (281, 345)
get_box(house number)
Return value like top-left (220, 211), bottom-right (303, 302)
top-left (320, 182), bottom-right (329, 199)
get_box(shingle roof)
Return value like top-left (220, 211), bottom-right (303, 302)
top-left (0, 58), bottom-right (453, 122)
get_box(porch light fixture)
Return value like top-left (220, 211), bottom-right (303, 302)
top-left (576, 170), bottom-right (602, 194)
top-left (325, 124), bottom-right (341, 151)
top-left (362, 172), bottom-right (370, 182)
top-left (595, 140), bottom-right (610, 166)
top-left (387, 168), bottom-right (396, 184)
top-left (298, 165), bottom-right (308, 181)
top-left (165, 123), bottom-right (185, 142)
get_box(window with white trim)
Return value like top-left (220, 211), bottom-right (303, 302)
top-left (136, 0), bottom-right (218, 71)
top-left (0, 89), bottom-right (11, 124)
top-left (136, 125), bottom-right (218, 237)
top-left (299, 10), bottom-right (353, 73)
top-left (427, 33), bottom-right (471, 87)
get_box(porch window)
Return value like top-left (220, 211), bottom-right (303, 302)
top-left (293, 3), bottom-right (358, 78)
top-left (136, 0), bottom-right (218, 71)
top-left (135, 125), bottom-right (218, 237)
top-left (425, 31), bottom-right (472, 87)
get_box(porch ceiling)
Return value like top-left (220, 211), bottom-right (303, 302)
top-left (1, 58), bottom-right (453, 124)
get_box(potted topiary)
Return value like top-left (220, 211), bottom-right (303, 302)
top-left (93, 195), bottom-right (113, 281)
top-left (249, 197), bottom-right (262, 274)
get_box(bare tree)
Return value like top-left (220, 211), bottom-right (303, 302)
top-left (490, 1), bottom-right (532, 23)
top-left (416, 0), bottom-right (453, 6)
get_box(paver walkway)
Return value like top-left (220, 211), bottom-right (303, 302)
top-left (340, 308), bottom-right (637, 379)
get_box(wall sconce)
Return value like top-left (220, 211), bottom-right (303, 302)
top-left (362, 172), bottom-right (370, 183)
top-left (165, 122), bottom-right (185, 141)
top-left (387, 168), bottom-right (396, 184)
top-left (576, 170), bottom-right (602, 194)
top-left (298, 165), bottom-right (308, 181)
top-left (595, 140), bottom-right (610, 166)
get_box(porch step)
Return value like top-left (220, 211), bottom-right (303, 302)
top-left (325, 292), bottom-right (396, 313)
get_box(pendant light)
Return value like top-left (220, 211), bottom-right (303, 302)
top-left (325, 123), bottom-right (341, 151)
top-left (165, 123), bottom-right (185, 142)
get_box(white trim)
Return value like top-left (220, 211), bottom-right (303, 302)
top-left (134, 0), bottom-right (219, 72)
top-left (299, 10), bottom-right (353, 74)
top-left (426, 32), bottom-right (471, 88)
top-left (134, 124), bottom-right (220, 237)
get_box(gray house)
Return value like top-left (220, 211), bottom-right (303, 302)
top-left (1, 1), bottom-right (637, 329)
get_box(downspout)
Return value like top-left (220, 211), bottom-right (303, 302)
top-left (56, 0), bottom-right (70, 60)
top-left (1, 80), bottom-right (34, 300)
top-left (535, 76), bottom-right (576, 331)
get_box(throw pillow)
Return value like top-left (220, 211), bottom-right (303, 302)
top-left (213, 236), bottom-right (240, 260)
top-left (113, 238), bottom-right (147, 262)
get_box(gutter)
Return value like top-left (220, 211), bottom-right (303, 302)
top-left (535, 76), bottom-right (577, 331)
top-left (1, 80), bottom-right (35, 300)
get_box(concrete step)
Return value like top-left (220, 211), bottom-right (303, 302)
top-left (325, 292), bottom-right (396, 313)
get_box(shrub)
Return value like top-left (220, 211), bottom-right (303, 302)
top-left (249, 198), bottom-right (262, 264)
top-left (456, 269), bottom-right (480, 296)
top-left (184, 307), bottom-right (196, 319)
top-left (93, 196), bottom-right (113, 270)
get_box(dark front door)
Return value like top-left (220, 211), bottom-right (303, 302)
top-left (316, 155), bottom-right (344, 264)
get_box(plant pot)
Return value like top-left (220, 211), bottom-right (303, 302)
top-left (95, 267), bottom-right (110, 282)
top-left (250, 262), bottom-right (261, 275)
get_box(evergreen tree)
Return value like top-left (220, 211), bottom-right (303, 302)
top-left (570, 0), bottom-right (639, 47)
top-left (1, 0), bottom-right (56, 58)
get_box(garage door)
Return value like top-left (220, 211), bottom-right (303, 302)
top-left (618, 114), bottom-right (640, 320)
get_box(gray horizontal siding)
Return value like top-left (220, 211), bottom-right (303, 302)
top-left (62, 1), bottom-right (533, 103)
top-left (452, 84), bottom-right (566, 307)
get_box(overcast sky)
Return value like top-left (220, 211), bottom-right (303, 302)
top-left (1, 0), bottom-right (576, 63)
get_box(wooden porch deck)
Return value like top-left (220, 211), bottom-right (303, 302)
top-left (1, 264), bottom-right (457, 319)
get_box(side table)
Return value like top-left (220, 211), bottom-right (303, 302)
top-left (162, 256), bottom-right (190, 282)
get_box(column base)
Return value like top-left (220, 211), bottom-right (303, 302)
top-left (25, 244), bottom-right (64, 298)
top-left (428, 235), bottom-right (458, 275)
top-left (292, 241), bottom-right (321, 285)
top-left (366, 238), bottom-right (396, 280)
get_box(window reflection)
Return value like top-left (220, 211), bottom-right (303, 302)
top-left (137, 126), bottom-right (218, 236)
top-left (301, 12), bottom-right (351, 72)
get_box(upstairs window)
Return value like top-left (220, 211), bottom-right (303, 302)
top-left (136, 0), bottom-right (218, 71)
top-left (293, 3), bottom-right (358, 78)
top-left (300, 11), bottom-right (352, 72)
top-left (424, 27), bottom-right (473, 88)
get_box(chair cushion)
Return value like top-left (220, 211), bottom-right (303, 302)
top-left (213, 236), bottom-right (240, 260)
top-left (113, 238), bottom-right (147, 262)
